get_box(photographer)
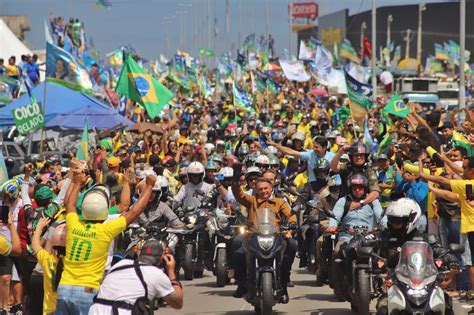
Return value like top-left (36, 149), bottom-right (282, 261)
top-left (89, 239), bottom-right (183, 314)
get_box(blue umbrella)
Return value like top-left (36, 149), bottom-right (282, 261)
top-left (46, 106), bottom-right (133, 130)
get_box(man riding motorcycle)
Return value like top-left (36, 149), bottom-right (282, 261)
top-left (372, 198), bottom-right (459, 314)
top-left (230, 163), bottom-right (297, 304)
top-left (326, 174), bottom-right (386, 300)
top-left (330, 141), bottom-right (381, 210)
top-left (173, 161), bottom-right (214, 209)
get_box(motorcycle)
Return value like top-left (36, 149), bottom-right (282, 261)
top-left (379, 241), bottom-right (462, 315)
top-left (243, 208), bottom-right (289, 315)
top-left (206, 206), bottom-right (247, 287)
top-left (167, 189), bottom-right (218, 280)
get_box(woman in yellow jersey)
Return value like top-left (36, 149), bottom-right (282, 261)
top-left (31, 218), bottom-right (66, 315)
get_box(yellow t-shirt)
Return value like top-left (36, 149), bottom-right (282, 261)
top-left (60, 213), bottom-right (127, 288)
top-left (451, 180), bottom-right (474, 233)
top-left (37, 250), bottom-right (59, 314)
top-left (6, 65), bottom-right (19, 77)
top-left (294, 172), bottom-right (308, 190)
top-left (0, 236), bottom-right (11, 256)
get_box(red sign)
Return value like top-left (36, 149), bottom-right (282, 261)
top-left (290, 2), bottom-right (318, 19)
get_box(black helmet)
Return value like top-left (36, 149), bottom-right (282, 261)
top-left (314, 158), bottom-right (330, 179)
top-left (347, 173), bottom-right (369, 190)
top-left (348, 142), bottom-right (369, 157)
top-left (138, 239), bottom-right (164, 265)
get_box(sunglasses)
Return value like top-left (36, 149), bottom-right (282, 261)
top-left (255, 163), bottom-right (269, 169)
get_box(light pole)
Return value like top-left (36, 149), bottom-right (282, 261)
top-left (404, 29), bottom-right (412, 59)
top-left (360, 22), bottom-right (367, 62)
top-left (371, 0), bottom-right (377, 99)
top-left (238, 0), bottom-right (242, 48)
top-left (460, 0), bottom-right (466, 109)
top-left (176, 10), bottom-right (185, 49)
top-left (179, 3), bottom-right (192, 51)
top-left (265, 0), bottom-right (269, 52)
top-left (289, 0), bottom-right (293, 55)
top-left (416, 3), bottom-right (426, 63)
top-left (386, 15), bottom-right (393, 66)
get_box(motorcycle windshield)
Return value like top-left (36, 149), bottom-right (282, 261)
top-left (395, 241), bottom-right (438, 289)
top-left (253, 208), bottom-right (278, 236)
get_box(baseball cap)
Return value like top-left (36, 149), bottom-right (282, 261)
top-left (107, 157), bottom-right (120, 168)
top-left (138, 239), bottom-right (164, 265)
top-left (376, 154), bottom-right (389, 161)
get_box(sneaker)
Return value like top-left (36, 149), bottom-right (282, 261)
top-left (280, 288), bottom-right (289, 304)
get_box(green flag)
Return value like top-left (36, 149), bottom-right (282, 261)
top-left (76, 120), bottom-right (89, 161)
top-left (384, 94), bottom-right (410, 118)
top-left (377, 134), bottom-right (392, 155)
top-left (116, 55), bottom-right (174, 119)
top-left (266, 77), bottom-right (279, 95)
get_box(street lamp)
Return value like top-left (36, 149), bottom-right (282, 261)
top-left (360, 22), bottom-right (367, 62)
top-left (416, 3), bottom-right (426, 62)
top-left (386, 15), bottom-right (393, 47)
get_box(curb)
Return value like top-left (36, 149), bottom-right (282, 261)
top-left (454, 298), bottom-right (474, 314)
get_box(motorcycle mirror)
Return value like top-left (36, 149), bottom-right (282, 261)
top-left (357, 246), bottom-right (373, 259)
top-left (448, 243), bottom-right (464, 255)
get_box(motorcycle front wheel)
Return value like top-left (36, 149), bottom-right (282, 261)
top-left (183, 243), bottom-right (195, 280)
top-left (260, 273), bottom-right (274, 315)
top-left (216, 248), bottom-right (227, 287)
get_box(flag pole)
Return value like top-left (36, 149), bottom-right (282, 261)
top-left (459, 0), bottom-right (466, 109)
top-left (371, 0), bottom-right (377, 99)
top-left (39, 80), bottom-right (48, 155)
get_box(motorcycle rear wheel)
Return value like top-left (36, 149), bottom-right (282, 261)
top-left (356, 269), bottom-right (370, 315)
top-left (216, 248), bottom-right (227, 287)
top-left (260, 273), bottom-right (274, 315)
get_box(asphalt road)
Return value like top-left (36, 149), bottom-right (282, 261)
top-left (158, 259), bottom-right (368, 315)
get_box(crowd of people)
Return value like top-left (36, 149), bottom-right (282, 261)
top-left (1, 11), bottom-right (474, 315)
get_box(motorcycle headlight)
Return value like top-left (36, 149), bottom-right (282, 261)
top-left (188, 215), bottom-right (197, 225)
top-left (406, 287), bottom-right (429, 306)
top-left (239, 226), bottom-right (247, 235)
top-left (257, 236), bottom-right (275, 251)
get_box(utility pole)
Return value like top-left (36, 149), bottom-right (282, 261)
top-left (289, 1), bottom-right (293, 55)
top-left (404, 29), bottom-right (412, 59)
top-left (386, 14), bottom-right (393, 66)
top-left (360, 22), bottom-right (367, 62)
top-left (371, 0), bottom-right (377, 98)
top-left (460, 0), bottom-right (466, 109)
top-left (416, 3), bottom-right (426, 63)
top-left (238, 0), bottom-right (242, 49)
top-left (208, 0), bottom-right (211, 49)
top-left (226, 0), bottom-right (230, 52)
top-left (265, 0), bottom-right (269, 51)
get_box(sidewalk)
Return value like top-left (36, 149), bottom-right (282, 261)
top-left (454, 297), bottom-right (474, 314)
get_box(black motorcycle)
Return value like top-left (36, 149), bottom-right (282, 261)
top-left (242, 208), bottom-right (289, 315)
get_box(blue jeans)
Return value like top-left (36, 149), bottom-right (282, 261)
top-left (55, 284), bottom-right (98, 315)
top-left (439, 217), bottom-right (461, 248)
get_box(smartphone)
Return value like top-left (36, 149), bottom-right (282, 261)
top-left (0, 206), bottom-right (9, 224)
top-left (467, 184), bottom-right (473, 201)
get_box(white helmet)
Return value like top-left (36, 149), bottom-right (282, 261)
top-left (265, 146), bottom-right (278, 156)
top-left (82, 186), bottom-right (110, 221)
top-left (156, 175), bottom-right (169, 189)
top-left (255, 155), bottom-right (270, 165)
top-left (152, 179), bottom-right (161, 191)
top-left (292, 131), bottom-right (306, 141)
top-left (204, 143), bottom-right (215, 154)
top-left (245, 166), bottom-right (262, 178)
top-left (187, 161), bottom-right (205, 174)
top-left (219, 167), bottom-right (234, 178)
top-left (385, 198), bottom-right (421, 234)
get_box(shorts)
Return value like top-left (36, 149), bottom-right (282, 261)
top-left (0, 255), bottom-right (13, 276)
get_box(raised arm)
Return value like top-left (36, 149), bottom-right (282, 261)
top-left (122, 175), bottom-right (156, 226)
top-left (428, 183), bottom-right (460, 204)
top-left (417, 159), bottom-right (450, 186)
top-left (267, 140), bottom-right (302, 159)
top-left (330, 144), bottom-right (349, 172)
top-left (7, 212), bottom-right (21, 256)
top-left (116, 168), bottom-right (132, 213)
top-left (31, 217), bottom-right (51, 255)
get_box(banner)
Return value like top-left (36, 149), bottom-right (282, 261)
top-left (279, 59), bottom-right (311, 82)
top-left (12, 102), bottom-right (45, 135)
top-left (46, 42), bottom-right (93, 93)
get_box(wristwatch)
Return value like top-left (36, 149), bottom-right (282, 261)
top-left (360, 200), bottom-right (365, 205)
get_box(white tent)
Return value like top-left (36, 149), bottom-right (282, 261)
top-left (0, 19), bottom-right (34, 63)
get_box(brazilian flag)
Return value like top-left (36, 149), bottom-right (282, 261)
top-left (76, 120), bottom-right (89, 162)
top-left (116, 55), bottom-right (174, 119)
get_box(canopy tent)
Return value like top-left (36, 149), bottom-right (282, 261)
top-left (0, 82), bottom-right (131, 129)
top-left (47, 106), bottom-right (133, 130)
top-left (0, 19), bottom-right (34, 63)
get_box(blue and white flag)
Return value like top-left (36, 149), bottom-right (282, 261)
top-left (314, 44), bottom-right (333, 81)
top-left (232, 82), bottom-right (254, 112)
top-left (279, 59), bottom-right (311, 82)
top-left (46, 41), bottom-right (93, 93)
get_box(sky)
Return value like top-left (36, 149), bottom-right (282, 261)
top-left (1, 0), bottom-right (452, 60)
